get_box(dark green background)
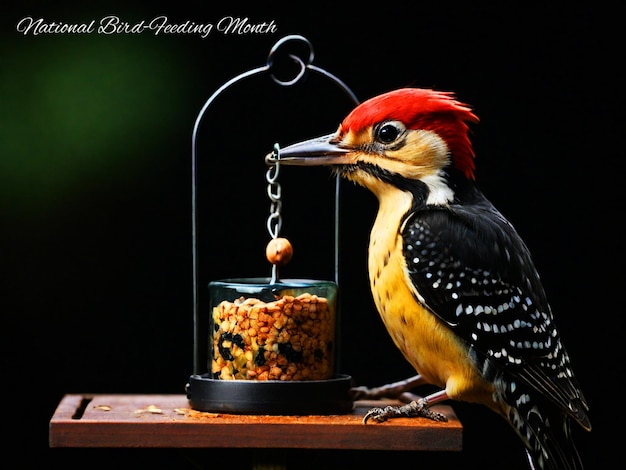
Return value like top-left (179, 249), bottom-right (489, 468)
top-left (2, 2), bottom-right (622, 468)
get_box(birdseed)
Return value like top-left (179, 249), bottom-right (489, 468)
top-left (211, 292), bottom-right (334, 380)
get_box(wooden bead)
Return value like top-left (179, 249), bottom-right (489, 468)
top-left (266, 237), bottom-right (293, 266)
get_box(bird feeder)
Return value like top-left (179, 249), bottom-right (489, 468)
top-left (186, 35), bottom-right (358, 414)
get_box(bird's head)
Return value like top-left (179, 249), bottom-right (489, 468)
top-left (274, 88), bottom-right (479, 201)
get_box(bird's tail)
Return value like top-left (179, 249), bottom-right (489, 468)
top-left (507, 395), bottom-right (584, 470)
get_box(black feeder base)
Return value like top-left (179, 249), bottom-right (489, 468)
top-left (186, 374), bottom-right (354, 415)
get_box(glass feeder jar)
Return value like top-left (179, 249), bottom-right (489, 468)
top-left (187, 278), bottom-right (353, 415)
top-left (209, 278), bottom-right (337, 382)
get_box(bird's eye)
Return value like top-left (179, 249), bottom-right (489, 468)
top-left (375, 121), bottom-right (404, 144)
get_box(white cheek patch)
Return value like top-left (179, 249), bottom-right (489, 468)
top-left (422, 173), bottom-right (455, 205)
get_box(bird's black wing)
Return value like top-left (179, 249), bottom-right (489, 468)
top-left (402, 198), bottom-right (589, 428)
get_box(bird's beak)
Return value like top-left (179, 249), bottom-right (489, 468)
top-left (266, 133), bottom-right (351, 167)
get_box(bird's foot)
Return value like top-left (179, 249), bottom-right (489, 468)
top-left (362, 398), bottom-right (448, 424)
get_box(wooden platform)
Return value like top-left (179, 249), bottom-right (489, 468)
top-left (49, 394), bottom-right (462, 451)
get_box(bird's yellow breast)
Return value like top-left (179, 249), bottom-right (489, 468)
top-left (367, 186), bottom-right (495, 405)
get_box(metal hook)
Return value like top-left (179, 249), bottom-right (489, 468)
top-left (266, 35), bottom-right (315, 86)
top-left (271, 54), bottom-right (307, 86)
top-left (267, 35), bottom-right (315, 68)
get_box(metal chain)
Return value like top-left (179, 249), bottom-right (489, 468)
top-left (266, 143), bottom-right (283, 284)
top-left (266, 143), bottom-right (283, 240)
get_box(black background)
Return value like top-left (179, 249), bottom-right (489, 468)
top-left (2, 2), bottom-right (623, 468)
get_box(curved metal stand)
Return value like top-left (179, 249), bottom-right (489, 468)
top-left (190, 35), bottom-right (359, 376)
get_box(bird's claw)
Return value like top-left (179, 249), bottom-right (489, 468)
top-left (362, 406), bottom-right (396, 423)
top-left (362, 399), bottom-right (448, 424)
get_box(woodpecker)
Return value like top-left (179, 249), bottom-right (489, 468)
top-left (273, 88), bottom-right (591, 470)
